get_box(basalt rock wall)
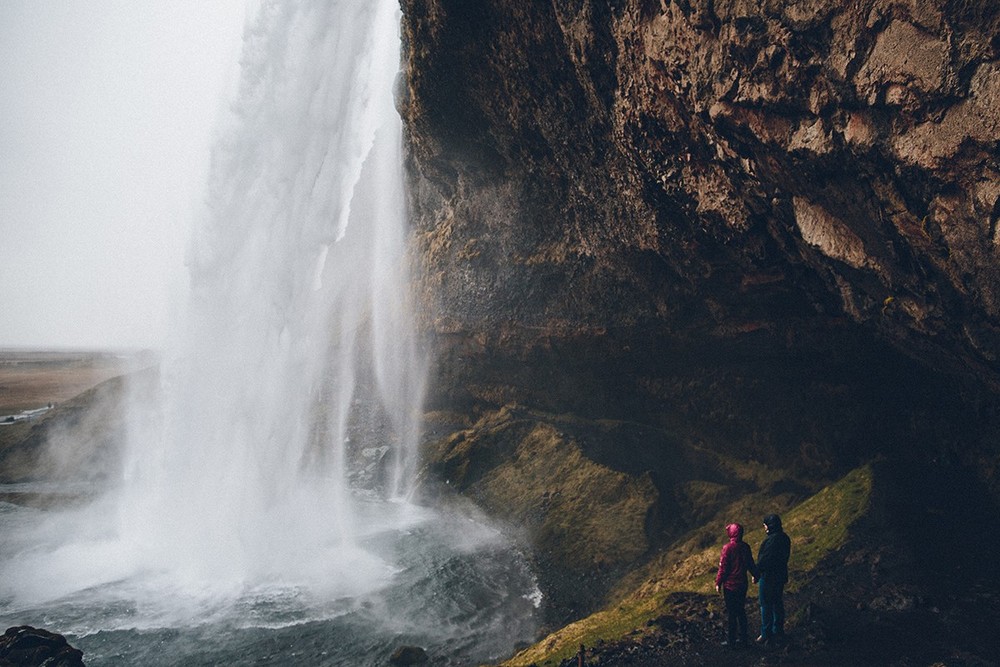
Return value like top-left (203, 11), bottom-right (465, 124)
top-left (399, 0), bottom-right (1000, 463)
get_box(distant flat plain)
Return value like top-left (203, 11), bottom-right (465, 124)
top-left (0, 349), bottom-right (143, 415)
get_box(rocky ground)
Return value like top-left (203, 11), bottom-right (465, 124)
top-left (563, 558), bottom-right (1000, 666)
top-left (558, 530), bottom-right (1000, 667)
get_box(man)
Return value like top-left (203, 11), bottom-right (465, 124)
top-left (754, 513), bottom-right (791, 646)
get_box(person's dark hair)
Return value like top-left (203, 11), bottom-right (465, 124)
top-left (763, 513), bottom-right (782, 531)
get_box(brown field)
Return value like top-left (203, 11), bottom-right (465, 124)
top-left (0, 349), bottom-right (152, 415)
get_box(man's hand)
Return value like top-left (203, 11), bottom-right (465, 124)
top-left (715, 584), bottom-right (721, 594)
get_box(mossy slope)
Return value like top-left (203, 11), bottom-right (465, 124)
top-left (427, 405), bottom-right (661, 616)
top-left (504, 465), bottom-right (873, 666)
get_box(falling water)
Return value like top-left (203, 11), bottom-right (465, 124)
top-left (0, 2), bottom-right (539, 664)
top-left (115, 0), bottom-right (428, 595)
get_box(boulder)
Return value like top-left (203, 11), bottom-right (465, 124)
top-left (389, 645), bottom-right (429, 665)
top-left (0, 626), bottom-right (85, 667)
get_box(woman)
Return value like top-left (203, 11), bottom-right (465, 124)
top-left (715, 522), bottom-right (756, 648)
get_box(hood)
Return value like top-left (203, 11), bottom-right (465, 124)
top-left (726, 522), bottom-right (743, 541)
top-left (763, 514), bottom-right (783, 532)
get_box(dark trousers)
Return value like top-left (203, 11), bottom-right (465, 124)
top-left (723, 587), bottom-right (748, 644)
top-left (758, 577), bottom-right (786, 640)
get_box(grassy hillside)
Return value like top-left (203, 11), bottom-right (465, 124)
top-left (504, 465), bottom-right (873, 666)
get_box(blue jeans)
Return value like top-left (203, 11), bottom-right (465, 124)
top-left (758, 577), bottom-right (785, 640)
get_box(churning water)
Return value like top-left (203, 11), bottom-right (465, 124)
top-left (0, 495), bottom-right (540, 666)
top-left (0, 1), bottom-right (539, 664)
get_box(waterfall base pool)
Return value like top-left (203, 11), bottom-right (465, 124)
top-left (0, 492), bottom-right (540, 666)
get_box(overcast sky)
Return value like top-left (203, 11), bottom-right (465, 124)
top-left (0, 1), bottom-right (247, 350)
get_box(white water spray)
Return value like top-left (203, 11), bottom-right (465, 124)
top-left (123, 0), bottom-right (428, 593)
top-left (2, 0), bottom-right (430, 611)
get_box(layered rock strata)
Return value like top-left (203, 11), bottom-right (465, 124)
top-left (401, 0), bottom-right (1000, 386)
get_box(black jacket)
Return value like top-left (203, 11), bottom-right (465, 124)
top-left (756, 529), bottom-right (791, 584)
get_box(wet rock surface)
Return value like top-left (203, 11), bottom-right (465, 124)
top-left (0, 626), bottom-right (85, 667)
top-left (389, 645), bottom-right (429, 665)
top-left (426, 405), bottom-right (662, 621)
top-left (401, 1), bottom-right (1000, 388)
top-left (399, 0), bottom-right (1000, 409)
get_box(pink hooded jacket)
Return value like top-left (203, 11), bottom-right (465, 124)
top-left (715, 523), bottom-right (756, 593)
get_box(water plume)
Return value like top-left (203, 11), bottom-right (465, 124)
top-left (7, 0), bottom-right (427, 606)
top-left (109, 0), bottom-right (428, 596)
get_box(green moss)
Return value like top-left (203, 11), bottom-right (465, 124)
top-left (428, 406), bottom-right (661, 574)
top-left (503, 464), bottom-right (873, 667)
top-left (779, 463), bottom-right (872, 586)
top-left (479, 421), bottom-right (657, 568)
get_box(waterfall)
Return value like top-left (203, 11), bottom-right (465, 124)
top-left (2, 0), bottom-right (426, 605)
top-left (0, 2), bottom-right (541, 660)
top-left (118, 0), bottom-right (427, 593)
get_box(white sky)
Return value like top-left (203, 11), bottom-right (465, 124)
top-left (0, 1), bottom-right (247, 350)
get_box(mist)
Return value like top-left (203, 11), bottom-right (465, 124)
top-left (0, 1), bottom-right (246, 350)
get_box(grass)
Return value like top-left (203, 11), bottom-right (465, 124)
top-left (503, 464), bottom-right (873, 666)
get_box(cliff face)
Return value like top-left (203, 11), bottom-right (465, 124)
top-left (401, 0), bottom-right (1000, 382)
top-left (399, 0), bottom-right (1000, 621)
